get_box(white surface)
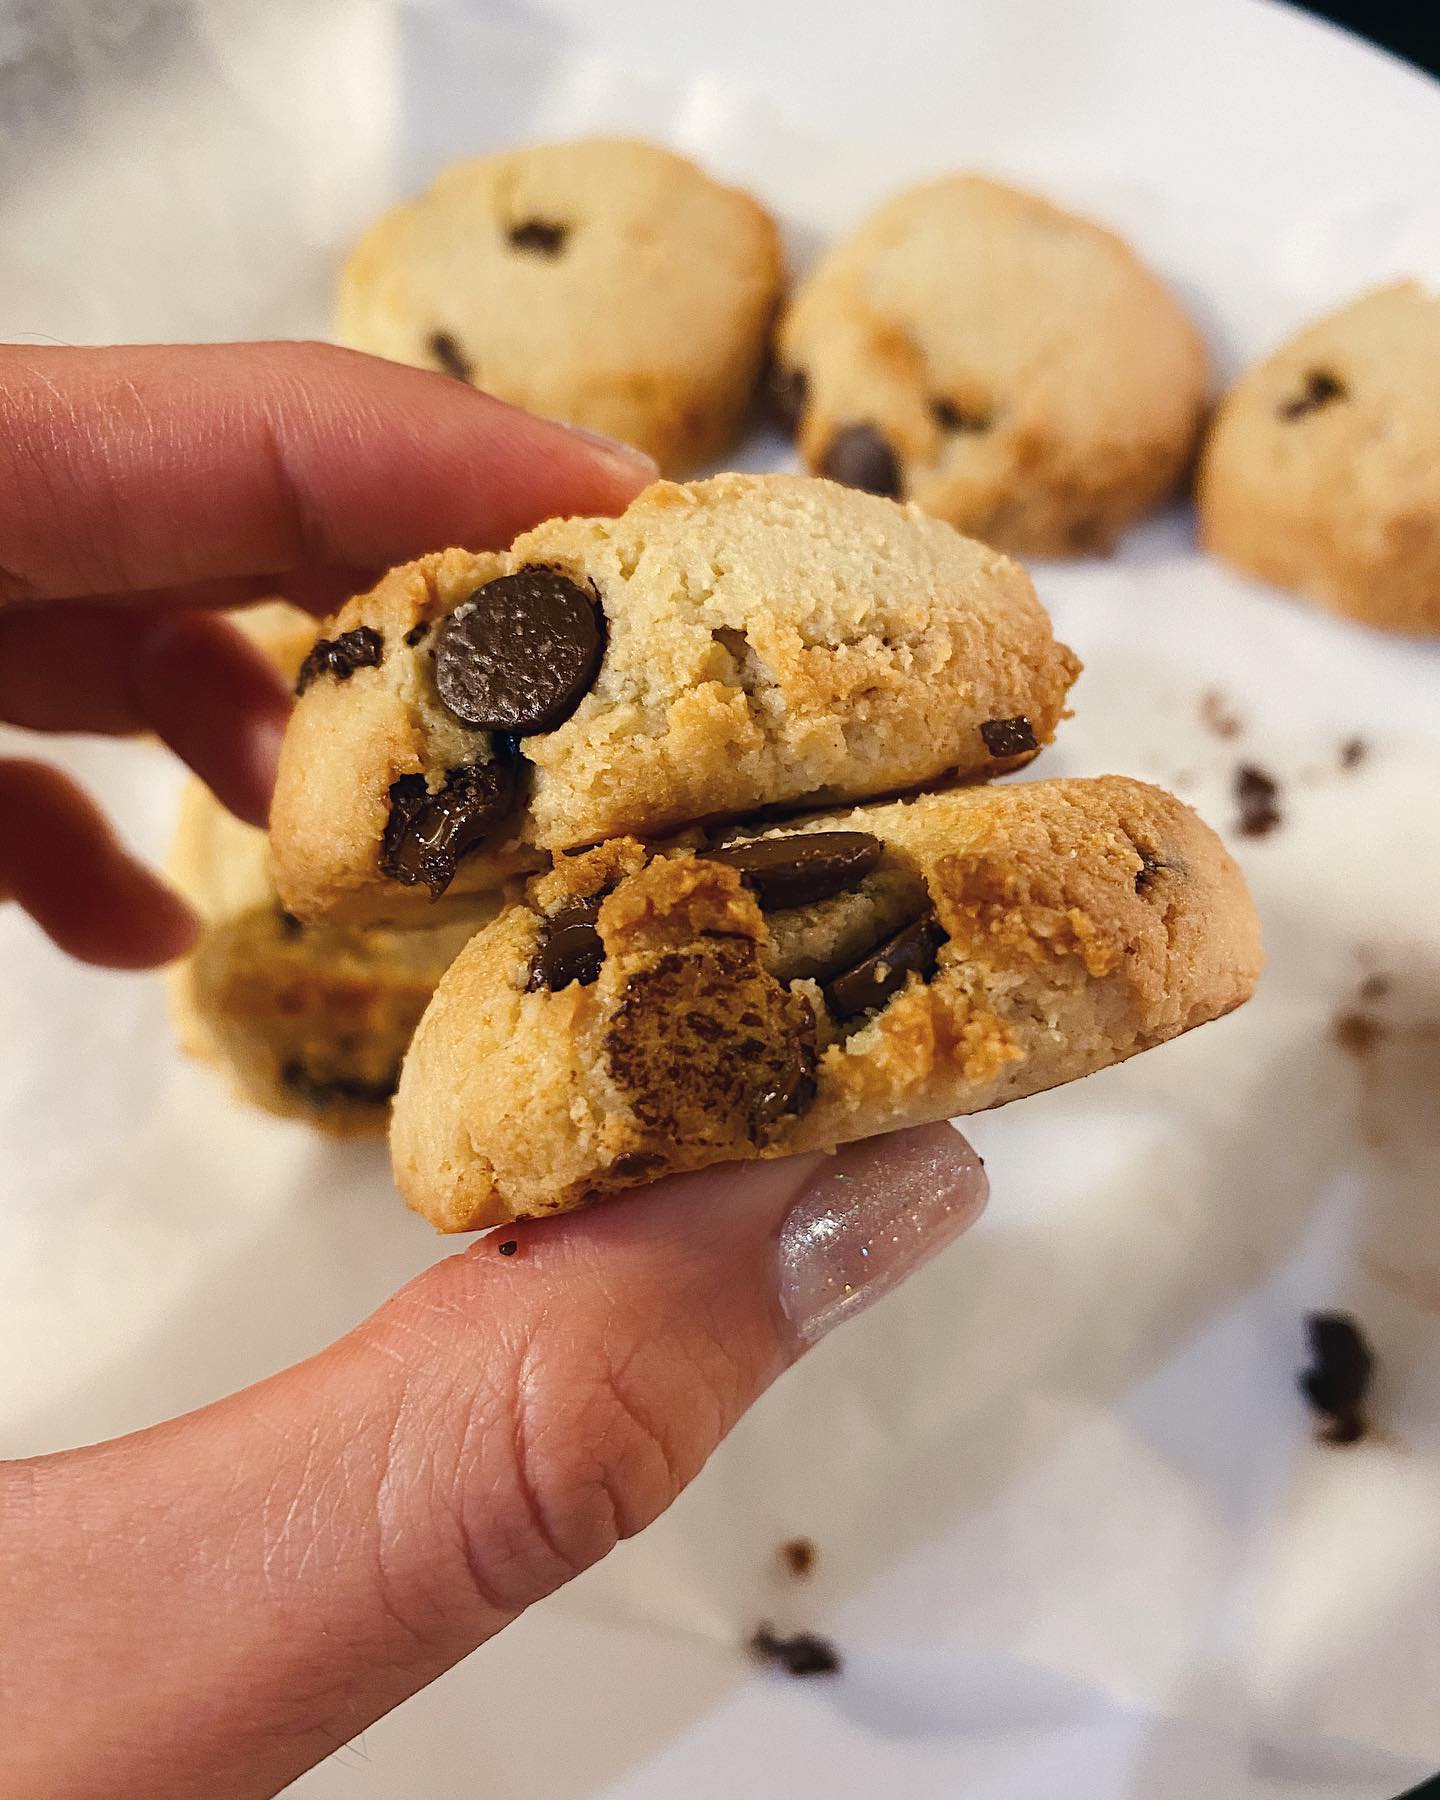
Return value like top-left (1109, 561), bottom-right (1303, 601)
top-left (3, 1), bottom-right (1440, 1795)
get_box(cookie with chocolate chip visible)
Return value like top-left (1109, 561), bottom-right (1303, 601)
top-left (269, 473), bottom-right (1080, 926)
top-left (336, 137), bottom-right (782, 475)
top-left (1198, 282), bottom-right (1440, 635)
top-left (774, 176), bottom-right (1208, 554)
top-left (391, 776), bottom-right (1261, 1230)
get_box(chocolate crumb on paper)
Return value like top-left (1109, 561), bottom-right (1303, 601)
top-left (748, 1624), bottom-right (841, 1677)
top-left (778, 1537), bottom-right (816, 1579)
top-left (1339, 736), bottom-right (1367, 771)
top-left (1233, 764), bottom-right (1282, 838)
top-left (1199, 689), bottom-right (1242, 739)
top-left (1299, 1311), bottom-right (1374, 1445)
top-left (1333, 1011), bottom-right (1384, 1058)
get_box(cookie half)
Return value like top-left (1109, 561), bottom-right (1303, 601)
top-left (270, 473), bottom-right (1081, 926)
top-left (391, 776), bottom-right (1261, 1230)
top-left (775, 176), bottom-right (1209, 554)
top-left (1198, 282), bottom-right (1440, 636)
top-left (337, 137), bottom-right (782, 475)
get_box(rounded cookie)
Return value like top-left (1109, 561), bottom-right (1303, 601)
top-left (270, 473), bottom-right (1081, 926)
top-left (337, 137), bottom-right (782, 475)
top-left (391, 776), bottom-right (1262, 1230)
top-left (774, 176), bottom-right (1209, 555)
top-left (1198, 282), bottom-right (1440, 636)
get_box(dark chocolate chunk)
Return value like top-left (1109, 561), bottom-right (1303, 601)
top-left (749, 1033), bottom-right (818, 1135)
top-left (497, 1238), bottom-right (519, 1256)
top-left (823, 910), bottom-right (947, 1021)
top-left (434, 567), bottom-right (605, 734)
top-left (528, 893), bottom-right (605, 992)
top-left (930, 397), bottom-right (991, 432)
top-left (280, 1060), bottom-right (400, 1109)
top-left (979, 715), bottom-right (1039, 759)
top-left (428, 331), bottom-right (474, 382)
top-left (779, 1537), bottom-right (816, 1579)
top-left (704, 831), bottom-right (883, 910)
top-left (768, 362), bottom-right (809, 434)
top-left (1300, 1311), bottom-right (1373, 1445)
top-left (1278, 368), bottom-right (1346, 420)
top-left (820, 423), bottom-right (901, 497)
top-left (1234, 764), bottom-right (1282, 838)
top-left (1134, 849), bottom-right (1171, 894)
top-left (404, 621), bottom-right (430, 647)
top-left (379, 758), bottom-right (516, 895)
top-left (507, 218), bottom-right (568, 256)
top-left (294, 626), bottom-right (384, 696)
top-left (749, 1624), bottom-right (841, 1677)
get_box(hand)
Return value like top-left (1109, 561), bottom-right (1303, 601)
top-left (0, 343), bottom-right (989, 1800)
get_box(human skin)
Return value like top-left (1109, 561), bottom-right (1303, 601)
top-left (0, 343), bottom-right (987, 1799)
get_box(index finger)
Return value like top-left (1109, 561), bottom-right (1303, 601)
top-left (0, 342), bottom-right (657, 606)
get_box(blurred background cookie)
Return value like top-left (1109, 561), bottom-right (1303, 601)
top-left (337, 137), bottom-right (782, 475)
top-left (774, 175), bottom-right (1209, 555)
top-left (1198, 281), bottom-right (1440, 636)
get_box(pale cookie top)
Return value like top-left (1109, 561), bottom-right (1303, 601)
top-left (336, 137), bottom-right (782, 474)
top-left (776, 176), bottom-right (1209, 555)
top-left (1198, 282), bottom-right (1440, 636)
top-left (270, 473), bottom-right (1080, 924)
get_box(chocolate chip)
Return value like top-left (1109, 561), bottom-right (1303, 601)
top-left (527, 893), bottom-right (605, 991)
top-left (1134, 849), bottom-right (1173, 894)
top-left (749, 1625), bottom-right (841, 1677)
top-left (276, 909), bottom-right (304, 939)
top-left (1234, 764), bottom-right (1282, 838)
top-left (434, 567), bottom-right (605, 734)
top-left (1300, 1311), bottom-right (1373, 1445)
top-left (979, 715), bottom-right (1038, 758)
top-left (379, 758), bottom-right (516, 895)
top-left (768, 362), bottom-right (809, 434)
top-left (1278, 368), bottom-right (1346, 420)
top-left (609, 1150), bottom-right (667, 1181)
top-left (749, 1031), bottom-right (817, 1135)
top-left (294, 626), bottom-right (384, 696)
top-left (930, 397), bottom-right (991, 432)
top-left (280, 1060), bottom-right (400, 1108)
top-left (497, 1238), bottom-right (519, 1256)
top-left (404, 621), bottom-right (430, 647)
top-left (703, 831), bottom-right (883, 910)
top-left (820, 424), bottom-right (901, 497)
top-left (428, 331), bottom-right (473, 382)
top-left (507, 219), bottom-right (568, 256)
top-left (823, 910), bottom-right (947, 1021)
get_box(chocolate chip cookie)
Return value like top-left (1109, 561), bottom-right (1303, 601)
top-left (169, 603), bottom-right (493, 1132)
top-left (774, 176), bottom-right (1209, 555)
top-left (1198, 282), bottom-right (1440, 635)
top-left (336, 137), bottom-right (782, 475)
top-left (391, 776), bottom-right (1262, 1229)
top-left (269, 473), bottom-right (1081, 926)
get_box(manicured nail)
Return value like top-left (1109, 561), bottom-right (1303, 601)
top-left (776, 1124), bottom-right (988, 1344)
top-left (553, 420), bottom-right (659, 480)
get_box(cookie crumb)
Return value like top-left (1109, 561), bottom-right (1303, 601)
top-left (1299, 1311), bottom-right (1373, 1445)
top-left (778, 1537), bottom-right (816, 1579)
top-left (1339, 736), bottom-right (1367, 771)
top-left (1358, 972), bottom-right (1390, 1004)
top-left (1278, 368), bottom-right (1347, 421)
top-left (507, 218), bottom-right (568, 257)
top-left (497, 1238), bottom-right (519, 1257)
top-left (748, 1624), bottom-right (841, 1677)
top-left (1233, 764), bottom-right (1281, 838)
top-left (1199, 689), bottom-right (1242, 739)
top-left (1333, 1011), bottom-right (1384, 1058)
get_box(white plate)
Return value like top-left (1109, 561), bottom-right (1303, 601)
top-left (3, 2), bottom-right (1440, 1795)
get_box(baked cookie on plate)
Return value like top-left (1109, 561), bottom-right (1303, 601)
top-left (1198, 281), bottom-right (1440, 636)
top-left (774, 176), bottom-right (1209, 555)
top-left (337, 137), bottom-right (782, 475)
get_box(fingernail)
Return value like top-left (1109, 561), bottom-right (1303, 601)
top-left (776, 1124), bottom-right (988, 1344)
top-left (552, 420), bottom-right (659, 480)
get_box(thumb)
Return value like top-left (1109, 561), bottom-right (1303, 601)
top-left (4, 1125), bottom-right (985, 1800)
